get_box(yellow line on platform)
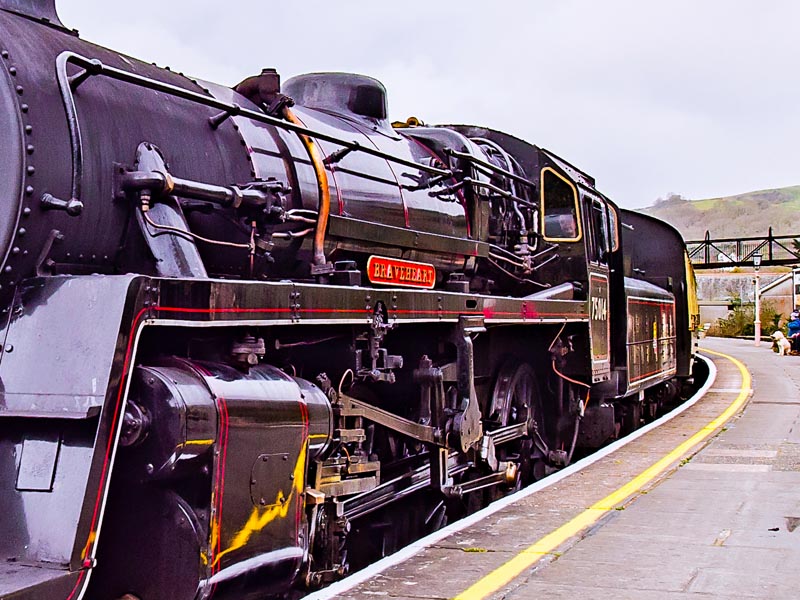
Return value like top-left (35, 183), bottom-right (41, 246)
top-left (453, 350), bottom-right (751, 600)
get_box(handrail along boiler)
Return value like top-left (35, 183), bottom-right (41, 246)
top-left (0, 2), bottom-right (700, 599)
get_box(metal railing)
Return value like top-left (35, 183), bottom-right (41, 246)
top-left (687, 228), bottom-right (800, 268)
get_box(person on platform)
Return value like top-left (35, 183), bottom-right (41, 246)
top-left (787, 312), bottom-right (800, 353)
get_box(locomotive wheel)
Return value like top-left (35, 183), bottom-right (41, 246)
top-left (491, 361), bottom-right (547, 484)
top-left (617, 398), bottom-right (643, 436)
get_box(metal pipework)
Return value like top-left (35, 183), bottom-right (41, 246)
top-left (282, 106), bottom-right (330, 267)
top-left (119, 169), bottom-right (275, 209)
top-left (473, 137), bottom-right (534, 239)
top-left (445, 147), bottom-right (537, 191)
top-left (456, 177), bottom-right (538, 210)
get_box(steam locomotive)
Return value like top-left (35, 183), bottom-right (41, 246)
top-left (0, 2), bottom-right (700, 599)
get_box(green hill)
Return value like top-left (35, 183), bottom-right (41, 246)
top-left (640, 185), bottom-right (800, 241)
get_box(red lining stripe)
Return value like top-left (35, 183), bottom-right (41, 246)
top-left (628, 337), bottom-right (678, 346)
top-left (156, 306), bottom-right (370, 315)
top-left (296, 398), bottom-right (309, 534)
top-left (630, 366), bottom-right (676, 382)
top-left (65, 569), bottom-right (87, 600)
top-left (81, 307), bottom-right (149, 558)
top-left (68, 306), bottom-right (149, 600)
top-left (187, 361), bottom-right (231, 594)
top-left (153, 305), bottom-right (588, 320)
top-left (211, 393), bottom-right (230, 595)
top-left (628, 299), bottom-right (675, 307)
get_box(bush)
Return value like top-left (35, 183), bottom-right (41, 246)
top-left (708, 298), bottom-right (784, 338)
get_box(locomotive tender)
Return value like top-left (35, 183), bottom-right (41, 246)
top-left (0, 2), bottom-right (699, 599)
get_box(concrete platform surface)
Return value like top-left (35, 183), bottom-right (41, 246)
top-left (326, 337), bottom-right (800, 599)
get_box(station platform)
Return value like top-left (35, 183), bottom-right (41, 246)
top-left (312, 337), bottom-right (800, 599)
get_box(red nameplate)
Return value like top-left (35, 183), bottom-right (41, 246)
top-left (367, 256), bottom-right (436, 289)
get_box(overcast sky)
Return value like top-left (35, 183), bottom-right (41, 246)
top-left (57, 1), bottom-right (799, 209)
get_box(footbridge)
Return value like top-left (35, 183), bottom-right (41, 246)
top-left (687, 228), bottom-right (800, 269)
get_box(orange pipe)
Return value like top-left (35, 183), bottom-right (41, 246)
top-left (282, 106), bottom-right (330, 267)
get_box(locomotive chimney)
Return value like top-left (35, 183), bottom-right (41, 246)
top-left (0, 0), bottom-right (63, 27)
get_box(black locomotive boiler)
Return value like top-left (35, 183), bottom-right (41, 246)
top-left (0, 2), bottom-right (700, 599)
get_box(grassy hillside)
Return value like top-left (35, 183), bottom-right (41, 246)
top-left (640, 185), bottom-right (800, 241)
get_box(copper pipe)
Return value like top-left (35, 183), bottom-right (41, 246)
top-left (282, 106), bottom-right (330, 267)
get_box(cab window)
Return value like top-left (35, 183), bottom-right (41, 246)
top-left (541, 168), bottom-right (580, 241)
top-left (607, 204), bottom-right (620, 252)
top-left (589, 197), bottom-right (610, 263)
